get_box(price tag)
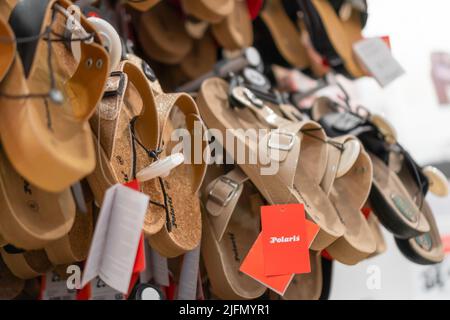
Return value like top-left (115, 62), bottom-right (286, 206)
top-left (41, 271), bottom-right (77, 300)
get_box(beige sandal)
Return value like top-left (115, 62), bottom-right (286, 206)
top-left (181, 0), bottom-right (235, 24)
top-left (1, 249), bottom-right (52, 280)
top-left (0, 255), bottom-right (25, 300)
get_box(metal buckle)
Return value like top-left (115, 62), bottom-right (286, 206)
top-left (209, 176), bottom-right (240, 207)
top-left (267, 131), bottom-right (295, 151)
top-left (103, 71), bottom-right (126, 98)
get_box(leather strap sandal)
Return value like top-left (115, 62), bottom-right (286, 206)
top-left (0, 0), bottom-right (110, 193)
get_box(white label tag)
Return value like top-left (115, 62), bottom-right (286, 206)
top-left (81, 184), bottom-right (149, 294)
top-left (353, 37), bottom-right (405, 87)
top-left (41, 271), bottom-right (77, 300)
top-left (89, 277), bottom-right (126, 300)
top-left (177, 246), bottom-right (200, 300)
top-left (150, 249), bottom-right (170, 287)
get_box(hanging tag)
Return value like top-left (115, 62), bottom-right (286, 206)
top-left (140, 241), bottom-right (153, 284)
top-left (177, 246), bottom-right (200, 300)
top-left (353, 37), bottom-right (405, 87)
top-left (40, 271), bottom-right (77, 300)
top-left (240, 220), bottom-right (319, 295)
top-left (89, 277), bottom-right (125, 300)
top-left (150, 249), bottom-right (170, 287)
top-left (261, 204), bottom-right (310, 276)
top-left (81, 184), bottom-right (149, 294)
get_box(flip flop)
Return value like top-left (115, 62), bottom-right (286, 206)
top-left (88, 57), bottom-right (208, 258)
top-left (127, 0), bottom-right (160, 12)
top-left (200, 164), bottom-right (267, 300)
top-left (0, 256), bottom-right (25, 300)
top-left (1, 249), bottom-right (52, 280)
top-left (0, 0), bottom-right (110, 193)
top-left (44, 201), bottom-right (94, 266)
top-left (0, 146), bottom-right (76, 250)
top-left (181, 0), bottom-right (235, 24)
top-left (311, 97), bottom-right (431, 239)
top-left (197, 77), bottom-right (345, 251)
top-left (321, 135), bottom-right (376, 265)
top-left (211, 0), bottom-right (253, 50)
top-left (138, 1), bottom-right (193, 64)
top-left (257, 0), bottom-right (309, 69)
top-left (306, 0), bottom-right (366, 77)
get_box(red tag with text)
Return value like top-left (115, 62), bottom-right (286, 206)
top-left (240, 220), bottom-right (319, 295)
top-left (261, 204), bottom-right (309, 276)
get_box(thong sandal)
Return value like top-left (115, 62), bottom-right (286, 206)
top-left (197, 77), bottom-right (345, 251)
top-left (0, 0), bottom-right (110, 193)
top-left (138, 1), bottom-right (193, 65)
top-left (257, 0), bottom-right (309, 69)
top-left (181, 0), bottom-right (235, 24)
top-left (0, 146), bottom-right (76, 250)
top-left (1, 249), bottom-right (52, 280)
top-left (321, 135), bottom-right (376, 265)
top-left (0, 256), bottom-right (25, 300)
top-left (200, 164), bottom-right (267, 300)
top-left (211, 0), bottom-right (253, 51)
top-left (311, 96), bottom-right (431, 239)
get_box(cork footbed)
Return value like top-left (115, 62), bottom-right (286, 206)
top-left (1, 249), bottom-right (52, 280)
top-left (138, 2), bottom-right (193, 65)
top-left (179, 33), bottom-right (217, 80)
top-left (394, 166), bottom-right (444, 264)
top-left (310, 0), bottom-right (366, 78)
top-left (370, 154), bottom-right (430, 238)
top-left (281, 251), bottom-right (322, 300)
top-left (44, 203), bottom-right (94, 266)
top-left (0, 256), bottom-right (25, 300)
top-left (211, 0), bottom-right (253, 51)
top-left (200, 169), bottom-right (266, 300)
top-left (0, 1), bottom-right (109, 193)
top-left (0, 147), bottom-right (75, 250)
top-left (260, 0), bottom-right (309, 69)
top-left (324, 141), bottom-right (376, 265)
top-left (127, 0), bottom-right (160, 11)
top-left (196, 78), bottom-right (345, 251)
top-left (181, 0), bottom-right (235, 24)
top-left (0, 16), bottom-right (15, 83)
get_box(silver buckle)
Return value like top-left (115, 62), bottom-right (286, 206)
top-left (209, 176), bottom-right (240, 207)
top-left (267, 131), bottom-right (295, 151)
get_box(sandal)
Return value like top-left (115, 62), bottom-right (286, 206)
top-left (321, 135), bottom-right (376, 265)
top-left (200, 164), bottom-right (267, 299)
top-left (211, 0), bottom-right (253, 51)
top-left (197, 77), bottom-right (345, 251)
top-left (127, 0), bottom-right (160, 12)
top-left (138, 2), bottom-right (193, 64)
top-left (180, 0), bottom-right (235, 24)
top-left (0, 0), bottom-right (110, 192)
top-left (0, 256), bottom-right (25, 300)
top-left (0, 146), bottom-right (76, 250)
top-left (1, 249), bottom-right (52, 280)
top-left (0, 12), bottom-right (15, 82)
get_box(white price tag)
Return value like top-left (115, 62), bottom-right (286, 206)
top-left (81, 184), bottom-right (149, 294)
top-left (177, 246), bottom-right (200, 300)
top-left (353, 37), bottom-right (405, 87)
top-left (41, 271), bottom-right (77, 300)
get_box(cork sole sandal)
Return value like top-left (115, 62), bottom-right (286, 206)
top-left (0, 256), bottom-right (25, 300)
top-left (281, 251), bottom-right (322, 300)
top-left (0, 0), bottom-right (109, 193)
top-left (44, 202), bottom-right (94, 266)
top-left (200, 165), bottom-right (266, 300)
top-left (0, 147), bottom-right (76, 250)
top-left (211, 0), bottom-right (253, 51)
top-left (0, 14), bottom-right (15, 82)
top-left (181, 0), bottom-right (235, 24)
top-left (87, 60), bottom-right (164, 235)
top-left (197, 78), bottom-right (345, 251)
top-left (321, 136), bottom-right (376, 265)
top-left (138, 2), bottom-right (193, 64)
top-left (308, 0), bottom-right (366, 78)
top-left (311, 97), bottom-right (430, 239)
top-left (179, 33), bottom-right (217, 81)
top-left (1, 249), bottom-right (52, 280)
top-left (259, 0), bottom-right (309, 69)
top-left (127, 0), bottom-right (160, 12)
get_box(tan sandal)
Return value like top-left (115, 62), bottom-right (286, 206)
top-left (0, 0), bottom-right (110, 193)
top-left (211, 0), bottom-right (253, 51)
top-left (201, 165), bottom-right (266, 300)
top-left (0, 255), bottom-right (25, 300)
top-left (127, 0), bottom-right (160, 12)
top-left (1, 249), bottom-right (52, 280)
